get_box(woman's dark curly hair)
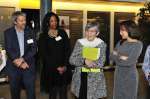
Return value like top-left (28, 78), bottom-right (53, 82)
top-left (42, 12), bottom-right (60, 34)
top-left (120, 20), bottom-right (141, 40)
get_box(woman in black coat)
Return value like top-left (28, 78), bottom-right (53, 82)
top-left (39, 12), bottom-right (71, 99)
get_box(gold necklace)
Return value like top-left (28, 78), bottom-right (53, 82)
top-left (48, 30), bottom-right (58, 38)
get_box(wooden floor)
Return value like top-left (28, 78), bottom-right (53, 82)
top-left (0, 68), bottom-right (149, 99)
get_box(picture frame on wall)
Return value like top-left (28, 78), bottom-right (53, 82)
top-left (59, 15), bottom-right (70, 38)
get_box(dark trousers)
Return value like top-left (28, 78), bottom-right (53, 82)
top-left (76, 73), bottom-right (105, 99)
top-left (49, 85), bottom-right (67, 99)
top-left (9, 70), bottom-right (36, 99)
top-left (77, 72), bottom-right (87, 99)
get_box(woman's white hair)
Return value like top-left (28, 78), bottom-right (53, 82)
top-left (85, 21), bottom-right (100, 33)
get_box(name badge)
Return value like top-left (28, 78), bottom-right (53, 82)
top-left (55, 36), bottom-right (62, 41)
top-left (27, 39), bottom-right (34, 44)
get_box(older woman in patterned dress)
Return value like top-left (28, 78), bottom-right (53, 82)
top-left (69, 22), bottom-right (107, 99)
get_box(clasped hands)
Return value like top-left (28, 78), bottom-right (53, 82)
top-left (85, 59), bottom-right (96, 68)
top-left (13, 58), bottom-right (29, 70)
top-left (57, 66), bottom-right (67, 75)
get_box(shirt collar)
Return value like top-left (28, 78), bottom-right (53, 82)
top-left (15, 26), bottom-right (24, 33)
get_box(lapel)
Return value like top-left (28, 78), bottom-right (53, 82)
top-left (12, 27), bottom-right (20, 55)
top-left (24, 28), bottom-right (29, 52)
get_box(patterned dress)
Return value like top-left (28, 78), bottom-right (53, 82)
top-left (110, 41), bottom-right (143, 99)
top-left (142, 45), bottom-right (150, 82)
top-left (69, 38), bottom-right (107, 99)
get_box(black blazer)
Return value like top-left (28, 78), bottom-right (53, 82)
top-left (4, 26), bottom-right (37, 73)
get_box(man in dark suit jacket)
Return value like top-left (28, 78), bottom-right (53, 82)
top-left (4, 11), bottom-right (37, 99)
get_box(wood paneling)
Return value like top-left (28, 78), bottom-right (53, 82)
top-left (0, 7), bottom-right (15, 46)
top-left (57, 10), bottom-right (83, 50)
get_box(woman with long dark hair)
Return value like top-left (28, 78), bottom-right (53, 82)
top-left (39, 12), bottom-right (71, 99)
top-left (110, 20), bottom-right (143, 99)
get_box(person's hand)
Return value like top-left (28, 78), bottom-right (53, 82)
top-left (13, 58), bottom-right (24, 67)
top-left (57, 66), bottom-right (67, 74)
top-left (20, 62), bottom-right (29, 70)
top-left (85, 59), bottom-right (96, 68)
top-left (145, 72), bottom-right (150, 80)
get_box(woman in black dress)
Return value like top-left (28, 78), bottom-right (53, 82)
top-left (39, 12), bottom-right (71, 99)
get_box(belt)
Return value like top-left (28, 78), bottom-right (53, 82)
top-left (81, 67), bottom-right (103, 73)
